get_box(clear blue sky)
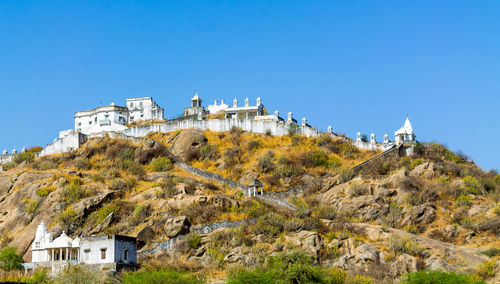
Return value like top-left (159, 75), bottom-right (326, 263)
top-left (0, 1), bottom-right (498, 171)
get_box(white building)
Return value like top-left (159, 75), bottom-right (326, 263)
top-left (126, 97), bottom-right (164, 122)
top-left (394, 117), bottom-right (416, 145)
top-left (207, 99), bottom-right (229, 114)
top-left (183, 92), bottom-right (205, 117)
top-left (224, 97), bottom-right (265, 120)
top-left (74, 103), bottom-right (129, 135)
top-left (25, 221), bottom-right (137, 274)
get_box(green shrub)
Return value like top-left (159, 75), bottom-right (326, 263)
top-left (0, 246), bottom-right (23, 271)
top-left (389, 236), bottom-right (427, 257)
top-left (283, 218), bottom-right (305, 232)
top-left (76, 158), bottom-right (91, 170)
top-left (481, 248), bottom-right (500, 257)
top-left (349, 182), bottom-right (369, 197)
top-left (257, 152), bottom-right (276, 173)
top-left (463, 176), bottom-right (482, 194)
top-left (457, 194), bottom-right (472, 207)
top-left (28, 269), bottom-right (49, 283)
top-left (37, 186), bottom-right (54, 198)
top-left (23, 198), bottom-right (39, 215)
top-left (88, 204), bottom-right (120, 226)
top-left (187, 233), bottom-right (202, 250)
top-left (13, 151), bottom-right (34, 164)
top-left (122, 268), bottom-right (204, 284)
top-left (109, 178), bottom-right (135, 191)
top-left (56, 209), bottom-right (82, 233)
top-left (410, 158), bottom-right (424, 169)
top-left (244, 200), bottom-right (269, 218)
top-left (402, 270), bottom-right (483, 284)
top-left (477, 260), bottom-right (497, 280)
top-left (200, 144), bottom-right (219, 160)
top-left (337, 167), bottom-right (355, 183)
top-left (307, 150), bottom-right (330, 167)
top-left (50, 264), bottom-right (116, 284)
top-left (313, 206), bottom-right (336, 220)
top-left (275, 164), bottom-right (301, 178)
top-left (438, 175), bottom-right (450, 185)
top-left (119, 160), bottom-right (145, 177)
top-left (61, 183), bottom-right (88, 203)
top-left (150, 157), bottom-right (173, 172)
top-left (27, 146), bottom-right (43, 153)
top-left (493, 204), bottom-right (500, 216)
top-left (252, 213), bottom-right (285, 236)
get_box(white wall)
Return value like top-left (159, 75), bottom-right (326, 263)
top-left (122, 119), bottom-right (323, 138)
top-left (39, 131), bottom-right (86, 156)
top-left (80, 237), bottom-right (115, 265)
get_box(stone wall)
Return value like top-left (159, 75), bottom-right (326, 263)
top-left (39, 131), bottom-right (87, 157)
top-left (123, 119), bottom-right (323, 138)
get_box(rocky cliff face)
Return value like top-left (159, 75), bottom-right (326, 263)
top-left (0, 130), bottom-right (499, 282)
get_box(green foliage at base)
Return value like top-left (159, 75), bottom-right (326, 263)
top-left (122, 268), bottom-right (204, 284)
top-left (401, 270), bottom-right (484, 284)
top-left (226, 251), bottom-right (373, 284)
top-left (0, 246), bottom-right (23, 271)
top-left (150, 157), bottom-right (173, 172)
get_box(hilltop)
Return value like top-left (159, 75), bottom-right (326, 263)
top-left (0, 129), bottom-right (499, 283)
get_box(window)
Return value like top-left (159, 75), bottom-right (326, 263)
top-left (104, 114), bottom-right (109, 119)
top-left (78, 122), bottom-right (81, 126)
top-left (124, 249), bottom-right (128, 261)
top-left (101, 248), bottom-right (107, 260)
top-left (84, 249), bottom-right (90, 261)
top-left (89, 121), bottom-right (92, 125)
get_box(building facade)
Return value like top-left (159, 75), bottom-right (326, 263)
top-left (126, 97), bottom-right (164, 122)
top-left (74, 103), bottom-right (129, 135)
top-left (24, 222), bottom-right (137, 275)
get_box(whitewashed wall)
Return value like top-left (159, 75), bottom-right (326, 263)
top-left (123, 119), bottom-right (323, 138)
top-left (39, 131), bottom-right (87, 156)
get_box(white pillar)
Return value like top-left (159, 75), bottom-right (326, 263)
top-left (66, 248), bottom-right (68, 260)
top-left (327, 126), bottom-right (332, 133)
top-left (59, 248), bottom-right (62, 261)
top-left (52, 249), bottom-right (54, 261)
top-left (260, 187), bottom-right (263, 195)
top-left (253, 186), bottom-right (256, 196)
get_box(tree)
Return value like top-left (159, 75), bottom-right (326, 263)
top-left (0, 246), bottom-right (23, 271)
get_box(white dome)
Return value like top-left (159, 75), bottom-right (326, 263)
top-left (49, 231), bottom-right (74, 248)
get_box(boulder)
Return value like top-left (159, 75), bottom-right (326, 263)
top-left (285, 230), bottom-right (321, 260)
top-left (135, 226), bottom-right (156, 243)
top-left (390, 254), bottom-right (418, 277)
top-left (171, 130), bottom-right (208, 162)
top-left (353, 243), bottom-right (380, 264)
top-left (134, 140), bottom-right (171, 164)
top-left (164, 216), bottom-right (191, 238)
top-left (48, 226), bottom-right (63, 239)
top-left (402, 205), bottom-right (436, 226)
top-left (425, 255), bottom-right (457, 272)
top-left (224, 247), bottom-right (243, 263)
top-left (85, 212), bottom-right (114, 236)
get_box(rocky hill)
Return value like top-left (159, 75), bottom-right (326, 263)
top-left (0, 129), bottom-right (499, 283)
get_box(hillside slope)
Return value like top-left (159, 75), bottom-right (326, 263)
top-left (0, 129), bottom-right (499, 283)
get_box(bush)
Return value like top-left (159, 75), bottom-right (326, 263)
top-left (51, 264), bottom-right (116, 284)
top-left (109, 178), bottom-right (135, 191)
top-left (88, 203), bottom-right (120, 226)
top-left (0, 246), bottom-right (23, 271)
top-left (23, 198), bottom-right (39, 215)
top-left (257, 152), bottom-right (276, 173)
top-left (275, 164), bottom-right (301, 178)
top-left (494, 204), bottom-right (500, 216)
top-left (481, 248), bottom-right (500, 257)
top-left (252, 213), bottom-right (285, 236)
top-left (122, 268), bottom-right (204, 284)
top-left (313, 206), bottom-right (336, 220)
top-left (457, 194), bottom-right (472, 207)
top-left (283, 218), bottom-right (305, 232)
top-left (410, 158), bottom-right (424, 169)
top-left (463, 176), bottom-right (482, 194)
top-left (13, 151), bottom-right (35, 164)
top-left (76, 158), bottom-right (91, 170)
top-left (56, 209), bottom-right (82, 233)
top-left (401, 270), bottom-right (483, 284)
top-left (37, 186), bottom-right (55, 198)
top-left (61, 183), bottom-right (89, 203)
top-left (337, 167), bottom-right (355, 183)
top-left (200, 144), bottom-right (219, 160)
top-left (181, 203), bottom-right (221, 224)
top-left (349, 182), bottom-right (369, 197)
top-left (187, 233), bottom-right (202, 250)
top-left (151, 157), bottom-right (173, 172)
top-left (389, 236), bottom-right (427, 257)
top-left (27, 146), bottom-right (43, 153)
top-left (477, 260), bottom-right (497, 280)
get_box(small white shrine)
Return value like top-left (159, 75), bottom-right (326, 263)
top-left (24, 221), bottom-right (137, 275)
